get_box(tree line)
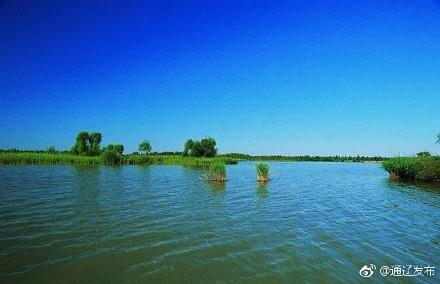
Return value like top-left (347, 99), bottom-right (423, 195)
top-left (2, 132), bottom-right (439, 163)
top-left (67, 132), bottom-right (219, 164)
top-left (220, 153), bottom-right (388, 162)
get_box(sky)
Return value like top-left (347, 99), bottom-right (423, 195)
top-left (1, 0), bottom-right (440, 156)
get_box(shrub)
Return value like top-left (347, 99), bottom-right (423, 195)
top-left (417, 151), bottom-right (431, 157)
top-left (101, 150), bottom-right (121, 165)
top-left (47, 146), bottom-right (56, 154)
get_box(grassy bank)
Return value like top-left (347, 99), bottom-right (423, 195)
top-left (382, 156), bottom-right (440, 182)
top-left (0, 152), bottom-right (238, 166)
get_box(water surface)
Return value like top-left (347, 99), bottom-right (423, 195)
top-left (0, 162), bottom-right (439, 283)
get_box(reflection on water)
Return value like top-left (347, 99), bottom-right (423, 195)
top-left (0, 163), bottom-right (439, 283)
top-left (386, 178), bottom-right (440, 193)
top-left (256, 182), bottom-right (269, 198)
top-left (72, 165), bottom-right (101, 202)
top-left (206, 181), bottom-right (226, 194)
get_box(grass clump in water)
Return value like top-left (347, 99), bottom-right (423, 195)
top-left (202, 160), bottom-right (226, 181)
top-left (256, 162), bottom-right (270, 182)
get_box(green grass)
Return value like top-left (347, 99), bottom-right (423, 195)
top-left (126, 155), bottom-right (237, 166)
top-left (202, 160), bottom-right (227, 181)
top-left (382, 156), bottom-right (440, 182)
top-left (0, 152), bottom-right (102, 165)
top-left (0, 152), bottom-right (238, 166)
top-left (256, 162), bottom-right (270, 182)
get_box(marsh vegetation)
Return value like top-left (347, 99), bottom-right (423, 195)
top-left (221, 153), bottom-right (386, 162)
top-left (383, 156), bottom-right (440, 182)
top-left (201, 160), bottom-right (227, 181)
top-left (382, 133), bottom-right (440, 182)
top-left (0, 152), bottom-right (237, 166)
top-left (0, 132), bottom-right (238, 166)
top-left (256, 162), bottom-right (270, 182)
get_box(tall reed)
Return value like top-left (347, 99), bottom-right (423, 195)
top-left (202, 160), bottom-right (227, 181)
top-left (383, 156), bottom-right (440, 182)
top-left (0, 152), bottom-right (238, 167)
top-left (256, 162), bottom-right (270, 182)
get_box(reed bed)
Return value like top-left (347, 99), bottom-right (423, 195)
top-left (201, 160), bottom-right (227, 181)
top-left (126, 155), bottom-right (237, 166)
top-left (382, 156), bottom-right (440, 182)
top-left (0, 152), bottom-right (102, 165)
top-left (256, 162), bottom-right (270, 182)
top-left (0, 152), bottom-right (238, 167)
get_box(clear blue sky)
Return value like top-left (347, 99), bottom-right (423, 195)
top-left (1, 1), bottom-right (439, 156)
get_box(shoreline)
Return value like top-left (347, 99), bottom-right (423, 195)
top-left (0, 152), bottom-right (238, 166)
top-left (0, 151), bottom-right (387, 166)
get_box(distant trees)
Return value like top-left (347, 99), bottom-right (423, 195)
top-left (89, 132), bottom-right (102, 156)
top-left (72, 131), bottom-right (90, 156)
top-left (183, 137), bottom-right (217, 157)
top-left (104, 144), bottom-right (124, 155)
top-left (101, 149), bottom-right (121, 165)
top-left (101, 144), bottom-right (124, 165)
top-left (437, 133), bottom-right (440, 145)
top-left (183, 139), bottom-right (194, 156)
top-left (71, 131), bottom-right (125, 161)
top-left (191, 141), bottom-right (204, 157)
top-left (200, 137), bottom-right (216, 157)
top-left (417, 151), bottom-right (431, 157)
top-left (138, 140), bottom-right (152, 154)
top-left (47, 146), bottom-right (56, 154)
top-left (71, 131), bottom-right (103, 156)
top-left (220, 153), bottom-right (386, 162)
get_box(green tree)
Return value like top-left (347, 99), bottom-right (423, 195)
top-left (437, 133), bottom-right (440, 144)
top-left (101, 149), bottom-right (121, 165)
top-left (114, 144), bottom-right (124, 155)
top-left (72, 131), bottom-right (90, 156)
top-left (101, 144), bottom-right (124, 165)
top-left (190, 141), bottom-right (204, 157)
top-left (89, 132), bottom-right (102, 156)
top-left (183, 137), bottom-right (218, 157)
top-left (105, 144), bottom-right (114, 151)
top-left (183, 139), bottom-right (194, 156)
top-left (138, 140), bottom-right (152, 154)
top-left (47, 146), bottom-right (56, 154)
top-left (417, 151), bottom-right (431, 157)
top-left (103, 144), bottom-right (123, 154)
top-left (200, 137), bottom-right (217, 157)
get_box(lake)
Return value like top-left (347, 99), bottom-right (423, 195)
top-left (0, 162), bottom-right (439, 283)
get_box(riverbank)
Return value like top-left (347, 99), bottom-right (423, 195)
top-left (383, 156), bottom-right (440, 182)
top-left (0, 152), bottom-right (238, 166)
top-left (221, 153), bottom-right (386, 163)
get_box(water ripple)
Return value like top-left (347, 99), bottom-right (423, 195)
top-left (0, 163), bottom-right (439, 283)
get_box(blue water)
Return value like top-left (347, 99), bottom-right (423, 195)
top-left (0, 162), bottom-right (439, 283)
